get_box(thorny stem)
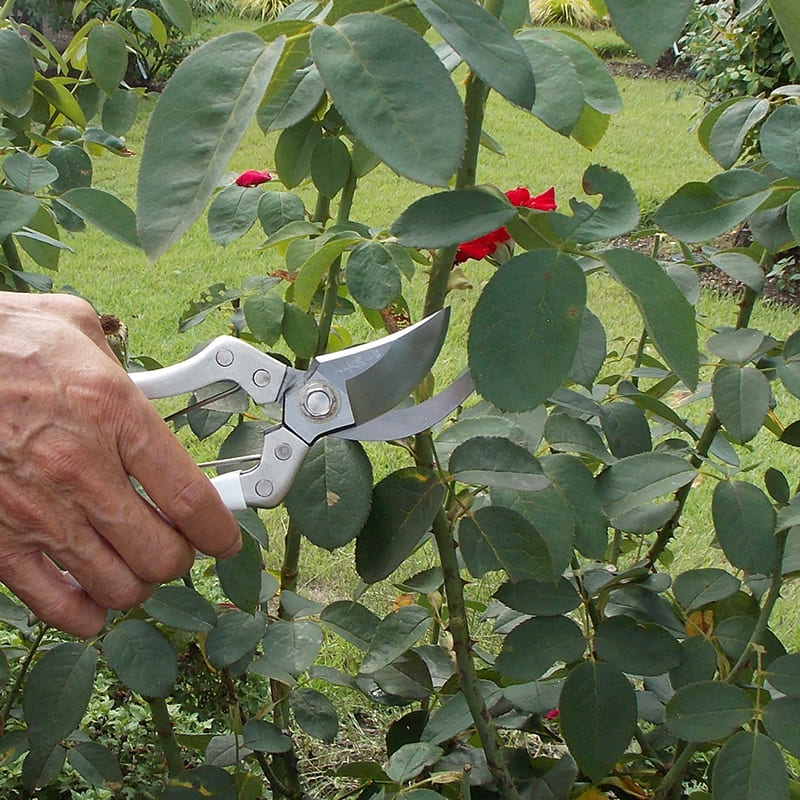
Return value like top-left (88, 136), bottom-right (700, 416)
top-left (0, 624), bottom-right (48, 730)
top-left (147, 696), bottom-right (184, 778)
top-left (654, 529), bottom-right (788, 800)
top-left (645, 272), bottom-right (763, 568)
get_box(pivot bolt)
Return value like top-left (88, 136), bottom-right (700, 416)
top-left (300, 382), bottom-right (338, 420)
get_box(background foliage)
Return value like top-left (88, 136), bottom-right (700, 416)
top-left (4, 1), bottom-right (800, 799)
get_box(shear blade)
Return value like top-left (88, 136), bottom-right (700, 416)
top-left (313, 307), bottom-right (451, 425)
top-left (334, 370), bottom-right (473, 441)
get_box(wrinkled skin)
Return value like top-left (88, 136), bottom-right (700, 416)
top-left (0, 293), bottom-right (241, 637)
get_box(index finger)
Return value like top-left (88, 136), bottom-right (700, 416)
top-left (117, 380), bottom-right (241, 559)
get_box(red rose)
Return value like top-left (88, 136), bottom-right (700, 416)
top-left (235, 169), bottom-right (273, 187)
top-left (454, 186), bottom-right (556, 264)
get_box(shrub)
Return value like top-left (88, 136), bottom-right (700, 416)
top-left (529, 0), bottom-right (600, 28)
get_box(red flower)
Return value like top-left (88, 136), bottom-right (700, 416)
top-left (544, 708), bottom-right (560, 721)
top-left (235, 169), bottom-right (273, 187)
top-left (454, 186), bottom-right (556, 264)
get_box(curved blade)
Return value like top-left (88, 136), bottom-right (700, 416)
top-left (314, 307), bottom-right (451, 424)
top-left (334, 370), bottom-right (473, 441)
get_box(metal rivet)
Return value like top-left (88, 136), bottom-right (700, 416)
top-left (215, 348), bottom-right (234, 367)
top-left (255, 479), bottom-right (274, 498)
top-left (275, 442), bottom-right (293, 461)
top-left (252, 369), bottom-right (271, 387)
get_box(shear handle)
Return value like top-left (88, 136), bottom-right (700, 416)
top-left (129, 335), bottom-right (288, 407)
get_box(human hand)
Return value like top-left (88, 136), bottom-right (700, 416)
top-left (0, 292), bottom-right (241, 637)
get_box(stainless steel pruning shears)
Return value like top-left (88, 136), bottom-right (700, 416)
top-left (129, 308), bottom-right (472, 511)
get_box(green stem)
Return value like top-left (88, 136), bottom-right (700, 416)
top-left (147, 697), bottom-right (183, 778)
top-left (430, 509), bottom-right (520, 800)
top-left (654, 529), bottom-right (787, 800)
top-left (0, 0), bottom-right (15, 21)
top-left (423, 70), bottom-right (488, 318)
top-left (0, 624), bottom-right (48, 728)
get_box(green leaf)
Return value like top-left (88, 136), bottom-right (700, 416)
top-left (293, 235), bottom-right (357, 312)
top-left (710, 98), bottom-right (770, 169)
top-left (761, 104), bottom-right (800, 180)
top-left (157, 0), bottom-right (193, 33)
top-left (137, 33), bottom-right (283, 260)
top-left (495, 616), bottom-right (585, 681)
top-left (258, 190), bottom-right (306, 236)
top-left (262, 619), bottom-right (322, 676)
top-left (361, 605), bottom-right (431, 673)
top-left (320, 600), bottom-right (380, 650)
top-left (22, 741), bottom-right (66, 793)
top-left (449, 436), bottom-right (549, 492)
top-left (559, 661), bottom-right (636, 784)
top-left (595, 452), bottom-right (696, 523)
top-left (67, 742), bottom-right (122, 790)
top-left (243, 292), bottom-right (284, 345)
top-left (205, 610), bottom-right (266, 669)
top-left (33, 76), bottom-right (86, 128)
top-left (706, 328), bottom-right (776, 365)
top-left (163, 766), bottom-right (237, 800)
top-left (47, 144), bottom-right (92, 195)
top-left (346, 241), bottom-right (402, 309)
top-left (458, 506), bottom-right (556, 582)
top-left (495, 577), bottom-right (581, 616)
top-left (3, 152), bottom-right (59, 193)
top-left (311, 13), bottom-right (465, 186)
top-left (386, 742), bottom-right (442, 784)
top-left (763, 697), bottom-right (800, 757)
top-left (654, 169), bottom-right (771, 243)
top-left (0, 191), bottom-right (39, 241)
top-left (372, 652), bottom-right (434, 701)
top-left (286, 437), bottom-right (372, 550)
top-left (207, 185), bottom-right (261, 245)
top-left (282, 303), bottom-right (319, 359)
top-left (87, 24), bottom-right (128, 96)
top-left (422, 681), bottom-right (504, 745)
top-left (712, 481), bottom-right (777, 575)
top-left (243, 719), bottom-right (292, 753)
top-left (602, 248), bottom-right (698, 389)
top-left (673, 568), bottom-right (741, 611)
top-left (104, 619), bottom-right (177, 698)
top-left (390, 188), bottom-right (516, 248)
top-left (670, 637), bottom-right (718, 690)
top-left (356, 468), bottom-right (445, 584)
top-left (216, 529), bottom-right (262, 614)
top-left (712, 365), bottom-right (771, 443)
top-left (143, 585), bottom-right (217, 632)
top-left (413, 0), bottom-right (534, 109)
top-left (101, 88), bottom-right (140, 137)
top-left (290, 688), bottom-right (338, 742)
top-left (59, 187), bottom-right (140, 248)
top-left (665, 681), bottom-right (752, 740)
top-left (518, 29), bottom-right (621, 115)
top-left (604, 0), bottom-right (693, 65)
top-left (23, 642), bottom-right (97, 743)
top-left (601, 400), bottom-right (652, 458)
top-left (769, 0), bottom-right (800, 66)
top-left (570, 309), bottom-right (606, 389)
top-left (275, 118), bottom-right (323, 188)
top-left (311, 136), bottom-right (351, 198)
top-left (517, 35), bottom-right (584, 135)
top-left (468, 251), bottom-right (586, 412)
top-left (551, 165), bottom-right (639, 243)
top-left (0, 28), bottom-right (35, 116)
top-left (711, 731), bottom-right (789, 800)
top-left (595, 615), bottom-right (682, 676)
top-left (766, 654), bottom-right (800, 698)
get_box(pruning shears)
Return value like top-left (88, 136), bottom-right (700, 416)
top-left (129, 309), bottom-right (472, 511)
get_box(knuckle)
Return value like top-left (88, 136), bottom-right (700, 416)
top-left (165, 473), bottom-right (212, 527)
top-left (137, 540), bottom-right (194, 584)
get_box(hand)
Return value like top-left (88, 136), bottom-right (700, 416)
top-left (0, 292), bottom-right (241, 637)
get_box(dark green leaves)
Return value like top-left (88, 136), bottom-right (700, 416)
top-left (559, 662), bottom-right (636, 784)
top-left (356, 468), bottom-right (444, 583)
top-left (711, 731), bottom-right (789, 800)
top-left (311, 13), bottom-right (465, 186)
top-left (137, 33), bottom-right (283, 259)
top-left (468, 251), bottom-right (586, 412)
top-left (87, 25), bottom-right (127, 95)
top-left (760, 105), bottom-right (800, 180)
top-left (604, 0), bottom-right (693, 65)
top-left (59, 188), bottom-right (140, 248)
top-left (346, 242), bottom-right (402, 309)
top-left (495, 617), bottom-right (585, 681)
top-left (390, 189), bottom-right (516, 249)
top-left (602, 249), bottom-right (698, 389)
top-left (712, 365), bottom-right (771, 443)
top-left (104, 620), bottom-right (177, 698)
top-left (286, 438), bottom-right (372, 550)
top-left (0, 29), bottom-right (35, 116)
top-left (654, 169), bottom-right (771, 243)
top-left (665, 682), bottom-right (752, 740)
top-left (413, 0), bottom-right (535, 109)
top-left (712, 481), bottom-right (778, 575)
